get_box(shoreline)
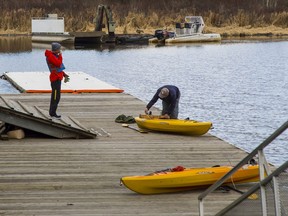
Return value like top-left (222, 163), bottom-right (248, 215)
top-left (1, 25), bottom-right (288, 38)
top-left (1, 33), bottom-right (288, 40)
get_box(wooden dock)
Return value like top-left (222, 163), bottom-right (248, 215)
top-left (0, 93), bottom-right (254, 216)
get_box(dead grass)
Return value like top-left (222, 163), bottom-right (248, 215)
top-left (205, 25), bottom-right (288, 36)
top-left (114, 11), bottom-right (288, 36)
top-left (1, 10), bottom-right (288, 37)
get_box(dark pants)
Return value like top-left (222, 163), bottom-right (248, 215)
top-left (49, 80), bottom-right (61, 116)
top-left (162, 97), bottom-right (180, 119)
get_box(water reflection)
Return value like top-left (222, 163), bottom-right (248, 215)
top-left (33, 42), bottom-right (146, 51)
top-left (0, 36), bottom-right (32, 53)
top-left (1, 35), bottom-right (288, 53)
top-left (0, 36), bottom-right (121, 52)
top-left (33, 39), bottom-right (147, 52)
top-left (32, 42), bottom-right (75, 50)
top-left (74, 43), bottom-right (117, 51)
top-left (1, 35), bottom-right (212, 53)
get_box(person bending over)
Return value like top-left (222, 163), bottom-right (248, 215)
top-left (145, 85), bottom-right (180, 119)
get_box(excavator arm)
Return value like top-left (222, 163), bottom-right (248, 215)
top-left (94, 4), bottom-right (115, 36)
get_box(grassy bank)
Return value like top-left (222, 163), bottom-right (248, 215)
top-left (0, 0), bottom-right (287, 37)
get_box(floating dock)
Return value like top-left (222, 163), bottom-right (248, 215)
top-left (3, 71), bottom-right (124, 93)
top-left (32, 32), bottom-right (154, 45)
top-left (0, 92), bottom-right (257, 215)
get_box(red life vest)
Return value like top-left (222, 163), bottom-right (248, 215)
top-left (45, 50), bottom-right (66, 82)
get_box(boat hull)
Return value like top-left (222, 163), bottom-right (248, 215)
top-left (166, 33), bottom-right (221, 43)
top-left (149, 33), bottom-right (221, 44)
top-left (134, 117), bottom-right (212, 136)
top-left (121, 165), bottom-right (260, 194)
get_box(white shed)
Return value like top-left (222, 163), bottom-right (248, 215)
top-left (31, 14), bottom-right (65, 34)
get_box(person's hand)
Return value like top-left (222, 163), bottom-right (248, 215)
top-left (144, 108), bottom-right (149, 114)
top-left (162, 114), bottom-right (170, 119)
top-left (64, 74), bottom-right (70, 83)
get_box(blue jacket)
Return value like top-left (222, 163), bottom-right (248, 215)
top-left (146, 85), bottom-right (180, 115)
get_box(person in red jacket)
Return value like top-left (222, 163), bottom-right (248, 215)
top-left (45, 42), bottom-right (69, 119)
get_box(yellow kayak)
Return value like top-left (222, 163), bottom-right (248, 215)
top-left (121, 165), bottom-right (260, 194)
top-left (134, 115), bottom-right (212, 136)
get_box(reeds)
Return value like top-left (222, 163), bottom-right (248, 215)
top-left (0, 0), bottom-right (287, 35)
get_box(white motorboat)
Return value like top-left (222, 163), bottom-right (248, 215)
top-left (149, 16), bottom-right (221, 44)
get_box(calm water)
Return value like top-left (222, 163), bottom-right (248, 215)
top-left (0, 36), bottom-right (287, 166)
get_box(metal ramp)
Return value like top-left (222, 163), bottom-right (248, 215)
top-left (0, 96), bottom-right (96, 139)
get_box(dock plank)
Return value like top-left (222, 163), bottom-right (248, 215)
top-left (0, 93), bottom-right (253, 216)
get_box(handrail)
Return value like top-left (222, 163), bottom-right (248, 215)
top-left (198, 120), bottom-right (288, 216)
top-left (215, 161), bottom-right (288, 216)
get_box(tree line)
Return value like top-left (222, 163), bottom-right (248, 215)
top-left (0, 0), bottom-right (287, 33)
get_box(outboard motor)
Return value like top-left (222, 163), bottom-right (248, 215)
top-left (154, 30), bottom-right (174, 40)
top-left (154, 30), bottom-right (165, 40)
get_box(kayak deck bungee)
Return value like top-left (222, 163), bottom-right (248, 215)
top-left (135, 115), bottom-right (212, 136)
top-left (121, 165), bottom-right (260, 194)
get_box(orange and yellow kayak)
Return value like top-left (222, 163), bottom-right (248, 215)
top-left (121, 165), bottom-right (260, 194)
top-left (135, 115), bottom-right (212, 136)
